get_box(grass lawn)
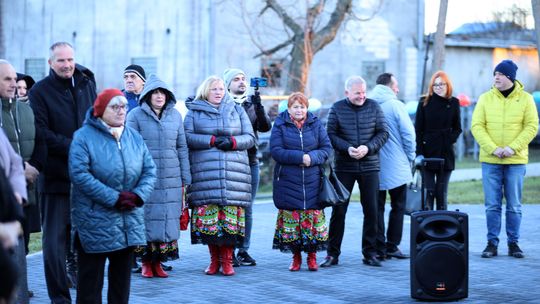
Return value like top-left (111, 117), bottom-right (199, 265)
top-left (456, 146), bottom-right (540, 169)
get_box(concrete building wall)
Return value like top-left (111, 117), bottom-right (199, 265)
top-left (2, 0), bottom-right (424, 102)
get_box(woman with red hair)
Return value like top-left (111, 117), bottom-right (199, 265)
top-left (270, 92), bottom-right (333, 271)
top-left (415, 71), bottom-right (462, 210)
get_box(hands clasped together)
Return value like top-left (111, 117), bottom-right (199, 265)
top-left (114, 191), bottom-right (144, 211)
top-left (348, 145), bottom-right (369, 160)
top-left (492, 146), bottom-right (515, 159)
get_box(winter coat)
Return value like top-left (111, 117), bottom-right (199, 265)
top-left (471, 80), bottom-right (539, 164)
top-left (0, 129), bottom-right (26, 200)
top-left (415, 93), bottom-right (462, 171)
top-left (326, 98), bottom-right (388, 173)
top-left (184, 95), bottom-right (255, 207)
top-left (28, 65), bottom-right (97, 193)
top-left (241, 96), bottom-right (272, 165)
top-left (1, 98), bottom-right (46, 206)
top-left (123, 90), bottom-right (141, 113)
top-left (271, 111), bottom-right (332, 210)
top-left (126, 75), bottom-right (191, 242)
top-left (69, 108), bottom-right (157, 253)
top-left (369, 85), bottom-right (416, 190)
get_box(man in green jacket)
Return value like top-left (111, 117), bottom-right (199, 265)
top-left (471, 59), bottom-right (539, 259)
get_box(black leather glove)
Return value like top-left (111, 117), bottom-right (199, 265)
top-left (251, 92), bottom-right (261, 105)
top-left (214, 136), bottom-right (234, 151)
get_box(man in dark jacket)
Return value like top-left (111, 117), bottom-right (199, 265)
top-left (122, 64), bottom-right (146, 112)
top-left (223, 68), bottom-right (272, 267)
top-left (28, 42), bottom-right (97, 304)
top-left (321, 75), bottom-right (388, 268)
top-left (1, 59), bottom-right (46, 299)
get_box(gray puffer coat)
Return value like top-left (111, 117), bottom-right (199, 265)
top-left (184, 95), bottom-right (255, 207)
top-left (126, 74), bottom-right (191, 242)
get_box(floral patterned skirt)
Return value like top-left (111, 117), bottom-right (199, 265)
top-left (273, 209), bottom-right (328, 253)
top-left (191, 204), bottom-right (245, 247)
top-left (135, 241), bottom-right (179, 263)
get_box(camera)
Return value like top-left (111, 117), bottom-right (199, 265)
top-left (250, 77), bottom-right (268, 89)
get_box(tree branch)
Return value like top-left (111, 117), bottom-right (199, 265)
top-left (312, 0), bottom-right (353, 52)
top-left (265, 0), bottom-right (303, 34)
top-left (253, 38), bottom-right (294, 58)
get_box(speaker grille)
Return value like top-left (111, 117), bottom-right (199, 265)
top-left (414, 243), bottom-right (466, 297)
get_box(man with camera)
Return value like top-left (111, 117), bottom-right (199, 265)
top-left (223, 68), bottom-right (272, 267)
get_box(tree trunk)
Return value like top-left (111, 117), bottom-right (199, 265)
top-left (431, 0), bottom-right (448, 75)
top-left (532, 0), bottom-right (540, 86)
top-left (287, 38), bottom-right (312, 93)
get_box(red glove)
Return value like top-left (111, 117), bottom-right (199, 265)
top-left (114, 191), bottom-right (143, 211)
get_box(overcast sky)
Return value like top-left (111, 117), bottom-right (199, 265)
top-left (424, 0), bottom-right (534, 34)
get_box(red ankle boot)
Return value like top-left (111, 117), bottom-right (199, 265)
top-left (152, 261), bottom-right (169, 278)
top-left (205, 245), bottom-right (221, 275)
top-left (289, 251), bottom-right (302, 271)
top-left (220, 246), bottom-right (235, 276)
top-left (141, 261), bottom-right (153, 278)
top-left (307, 252), bottom-right (318, 271)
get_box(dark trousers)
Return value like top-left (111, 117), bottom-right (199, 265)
top-left (75, 238), bottom-right (133, 304)
top-left (41, 193), bottom-right (71, 304)
top-left (376, 184), bottom-right (406, 254)
top-left (327, 171), bottom-right (379, 259)
top-left (424, 170), bottom-right (452, 210)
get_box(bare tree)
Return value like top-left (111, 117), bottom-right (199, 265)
top-left (532, 0), bottom-right (540, 71)
top-left (249, 0), bottom-right (355, 93)
top-left (431, 0), bottom-right (448, 75)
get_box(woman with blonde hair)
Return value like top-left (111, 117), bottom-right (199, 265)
top-left (184, 75), bottom-right (255, 276)
top-left (415, 71), bottom-right (462, 210)
top-left (270, 92), bottom-right (333, 271)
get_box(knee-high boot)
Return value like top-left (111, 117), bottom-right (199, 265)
top-left (220, 246), bottom-right (235, 276)
top-left (307, 252), bottom-right (318, 271)
top-left (205, 245), bottom-right (221, 275)
top-left (289, 251), bottom-right (302, 271)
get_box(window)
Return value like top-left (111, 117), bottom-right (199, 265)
top-left (361, 61), bottom-right (385, 89)
top-left (261, 58), bottom-right (285, 88)
top-left (24, 58), bottom-right (47, 82)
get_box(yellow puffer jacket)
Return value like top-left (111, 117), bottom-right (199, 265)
top-left (471, 80), bottom-right (539, 164)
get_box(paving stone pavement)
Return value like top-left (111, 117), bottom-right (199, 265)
top-left (26, 202), bottom-right (540, 303)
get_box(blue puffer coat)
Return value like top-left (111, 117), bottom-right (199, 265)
top-left (271, 111), bottom-right (333, 210)
top-left (184, 95), bottom-right (255, 207)
top-left (69, 108), bottom-right (157, 253)
top-left (127, 75), bottom-right (191, 243)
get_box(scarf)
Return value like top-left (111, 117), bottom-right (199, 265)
top-left (231, 92), bottom-right (248, 104)
top-left (290, 114), bottom-right (306, 130)
top-left (99, 119), bottom-right (124, 141)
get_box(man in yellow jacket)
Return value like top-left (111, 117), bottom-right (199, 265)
top-left (472, 59), bottom-right (539, 259)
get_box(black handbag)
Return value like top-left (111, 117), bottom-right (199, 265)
top-left (405, 166), bottom-right (422, 215)
top-left (319, 165), bottom-right (350, 208)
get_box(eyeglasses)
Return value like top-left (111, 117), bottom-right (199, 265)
top-left (108, 104), bottom-right (127, 113)
top-left (433, 82), bottom-right (447, 88)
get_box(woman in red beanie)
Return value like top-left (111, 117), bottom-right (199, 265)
top-left (69, 88), bottom-right (157, 303)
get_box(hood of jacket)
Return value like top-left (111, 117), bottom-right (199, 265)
top-left (139, 74), bottom-right (176, 106)
top-left (369, 84), bottom-right (397, 105)
top-left (189, 93), bottom-right (236, 114)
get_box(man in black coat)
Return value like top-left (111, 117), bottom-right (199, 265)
top-left (321, 75), bottom-right (388, 267)
top-left (223, 68), bottom-right (272, 267)
top-left (28, 41), bottom-right (97, 304)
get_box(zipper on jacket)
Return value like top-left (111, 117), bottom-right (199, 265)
top-left (299, 129), bottom-right (306, 210)
top-left (276, 165), bottom-right (282, 181)
top-left (9, 100), bottom-right (22, 154)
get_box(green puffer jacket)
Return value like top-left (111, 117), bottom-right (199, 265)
top-left (1, 98), bottom-right (45, 206)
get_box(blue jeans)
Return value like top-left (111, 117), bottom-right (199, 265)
top-left (239, 164), bottom-right (259, 252)
top-left (481, 163), bottom-right (525, 246)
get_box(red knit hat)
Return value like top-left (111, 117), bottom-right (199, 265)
top-left (93, 88), bottom-right (125, 117)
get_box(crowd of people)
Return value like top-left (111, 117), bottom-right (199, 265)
top-left (0, 41), bottom-right (538, 303)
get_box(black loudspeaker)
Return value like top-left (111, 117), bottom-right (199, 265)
top-left (410, 210), bottom-right (468, 301)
